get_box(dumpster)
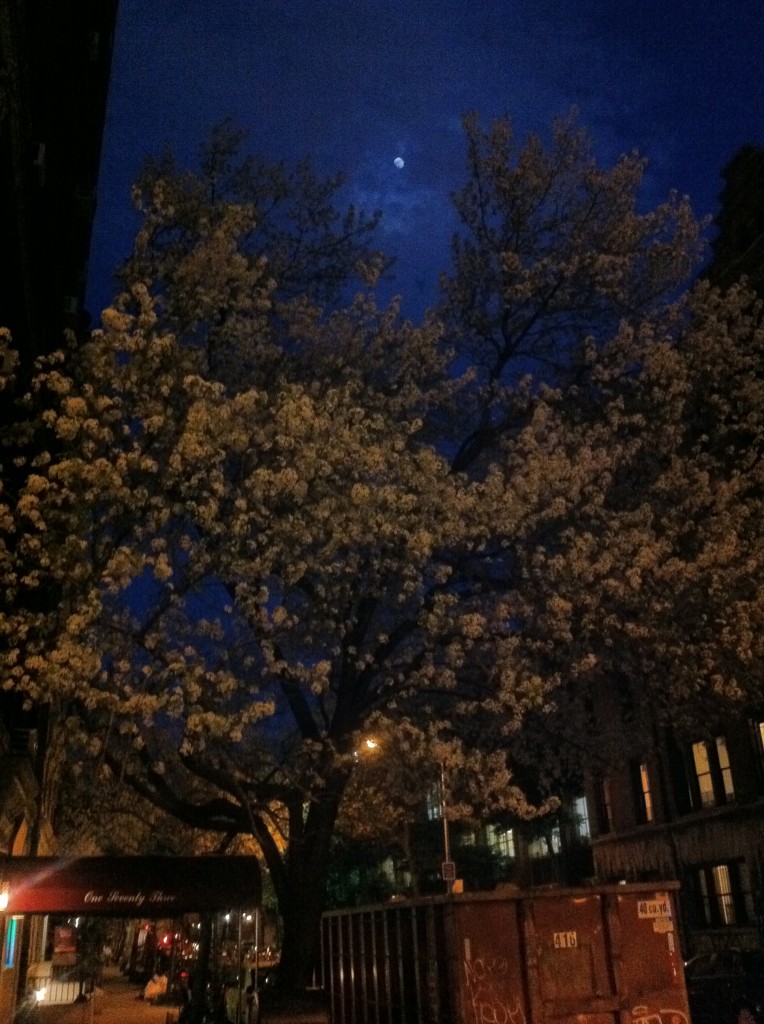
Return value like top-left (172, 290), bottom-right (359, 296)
top-left (320, 882), bottom-right (690, 1024)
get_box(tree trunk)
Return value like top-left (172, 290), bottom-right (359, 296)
top-left (274, 779), bottom-right (345, 996)
top-left (277, 872), bottom-right (330, 994)
top-left (402, 824), bottom-right (421, 896)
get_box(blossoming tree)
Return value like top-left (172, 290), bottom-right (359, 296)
top-left (2, 115), bottom-right (734, 993)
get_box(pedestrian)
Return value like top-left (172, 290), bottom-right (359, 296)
top-left (245, 982), bottom-right (258, 1023)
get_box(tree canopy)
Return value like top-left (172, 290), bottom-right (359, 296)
top-left (3, 114), bottom-right (762, 993)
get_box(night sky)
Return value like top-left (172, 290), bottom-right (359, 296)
top-left (86, 0), bottom-right (764, 324)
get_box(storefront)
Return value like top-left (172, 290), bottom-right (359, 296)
top-left (0, 856), bottom-right (261, 1022)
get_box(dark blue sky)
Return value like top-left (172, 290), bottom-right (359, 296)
top-left (86, 0), bottom-right (764, 323)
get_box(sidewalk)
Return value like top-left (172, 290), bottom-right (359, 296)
top-left (31, 966), bottom-right (330, 1024)
top-left (35, 967), bottom-right (179, 1024)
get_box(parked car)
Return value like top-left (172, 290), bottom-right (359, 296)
top-left (684, 949), bottom-right (764, 1024)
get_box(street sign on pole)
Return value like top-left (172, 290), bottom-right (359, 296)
top-left (442, 861), bottom-right (456, 881)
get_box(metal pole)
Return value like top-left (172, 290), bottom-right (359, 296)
top-left (237, 909), bottom-right (243, 1024)
top-left (440, 762), bottom-right (453, 894)
top-left (253, 906), bottom-right (259, 990)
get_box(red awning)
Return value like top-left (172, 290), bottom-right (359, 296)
top-left (0, 856), bottom-right (260, 916)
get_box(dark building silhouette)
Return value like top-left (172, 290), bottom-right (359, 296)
top-left (583, 720), bottom-right (764, 957)
top-left (0, 4), bottom-right (118, 1019)
top-left (581, 148), bottom-right (764, 959)
top-left (0, 0), bottom-right (118, 371)
top-left (707, 145), bottom-right (764, 297)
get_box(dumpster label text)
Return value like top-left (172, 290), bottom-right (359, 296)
top-left (637, 897), bottom-right (670, 919)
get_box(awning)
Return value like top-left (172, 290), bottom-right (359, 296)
top-left (0, 856), bottom-right (261, 916)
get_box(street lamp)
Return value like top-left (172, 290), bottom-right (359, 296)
top-left (357, 736), bottom-right (455, 893)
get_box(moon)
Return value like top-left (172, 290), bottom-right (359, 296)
top-left (394, 156), bottom-right (405, 169)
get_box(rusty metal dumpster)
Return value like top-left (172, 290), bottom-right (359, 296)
top-left (320, 882), bottom-right (690, 1024)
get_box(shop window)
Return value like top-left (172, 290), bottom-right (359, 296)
top-left (3, 917), bottom-right (20, 970)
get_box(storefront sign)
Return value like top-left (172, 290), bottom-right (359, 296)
top-left (0, 856), bottom-right (260, 915)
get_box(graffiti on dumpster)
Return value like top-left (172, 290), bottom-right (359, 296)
top-left (463, 952), bottom-right (526, 1024)
top-left (631, 1004), bottom-right (689, 1024)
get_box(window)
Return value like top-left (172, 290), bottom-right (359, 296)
top-left (425, 786), bottom-right (442, 821)
top-left (754, 721), bottom-right (764, 787)
top-left (692, 742), bottom-right (715, 807)
top-left (740, 860), bottom-right (756, 921)
top-left (527, 826), bottom-right (561, 859)
top-left (712, 865), bottom-right (736, 924)
top-left (3, 917), bottom-right (20, 970)
top-left (488, 826), bottom-right (516, 858)
top-left (638, 762), bottom-right (654, 822)
top-left (595, 776), bottom-right (613, 833)
top-left (696, 861), bottom-right (753, 927)
top-left (716, 736), bottom-right (735, 801)
top-left (573, 796), bottom-right (590, 840)
top-left (691, 737), bottom-right (735, 809)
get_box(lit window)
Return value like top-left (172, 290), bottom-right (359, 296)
top-left (573, 796), bottom-right (590, 839)
top-left (489, 826), bottom-right (516, 858)
top-left (639, 763), bottom-right (654, 822)
top-left (425, 786), bottom-right (442, 821)
top-left (692, 737), bottom-right (735, 808)
top-left (715, 736), bottom-right (735, 802)
top-left (713, 865), bottom-right (736, 925)
top-left (696, 861), bottom-right (753, 927)
top-left (692, 742), bottom-right (716, 807)
top-left (527, 827), bottom-right (561, 859)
